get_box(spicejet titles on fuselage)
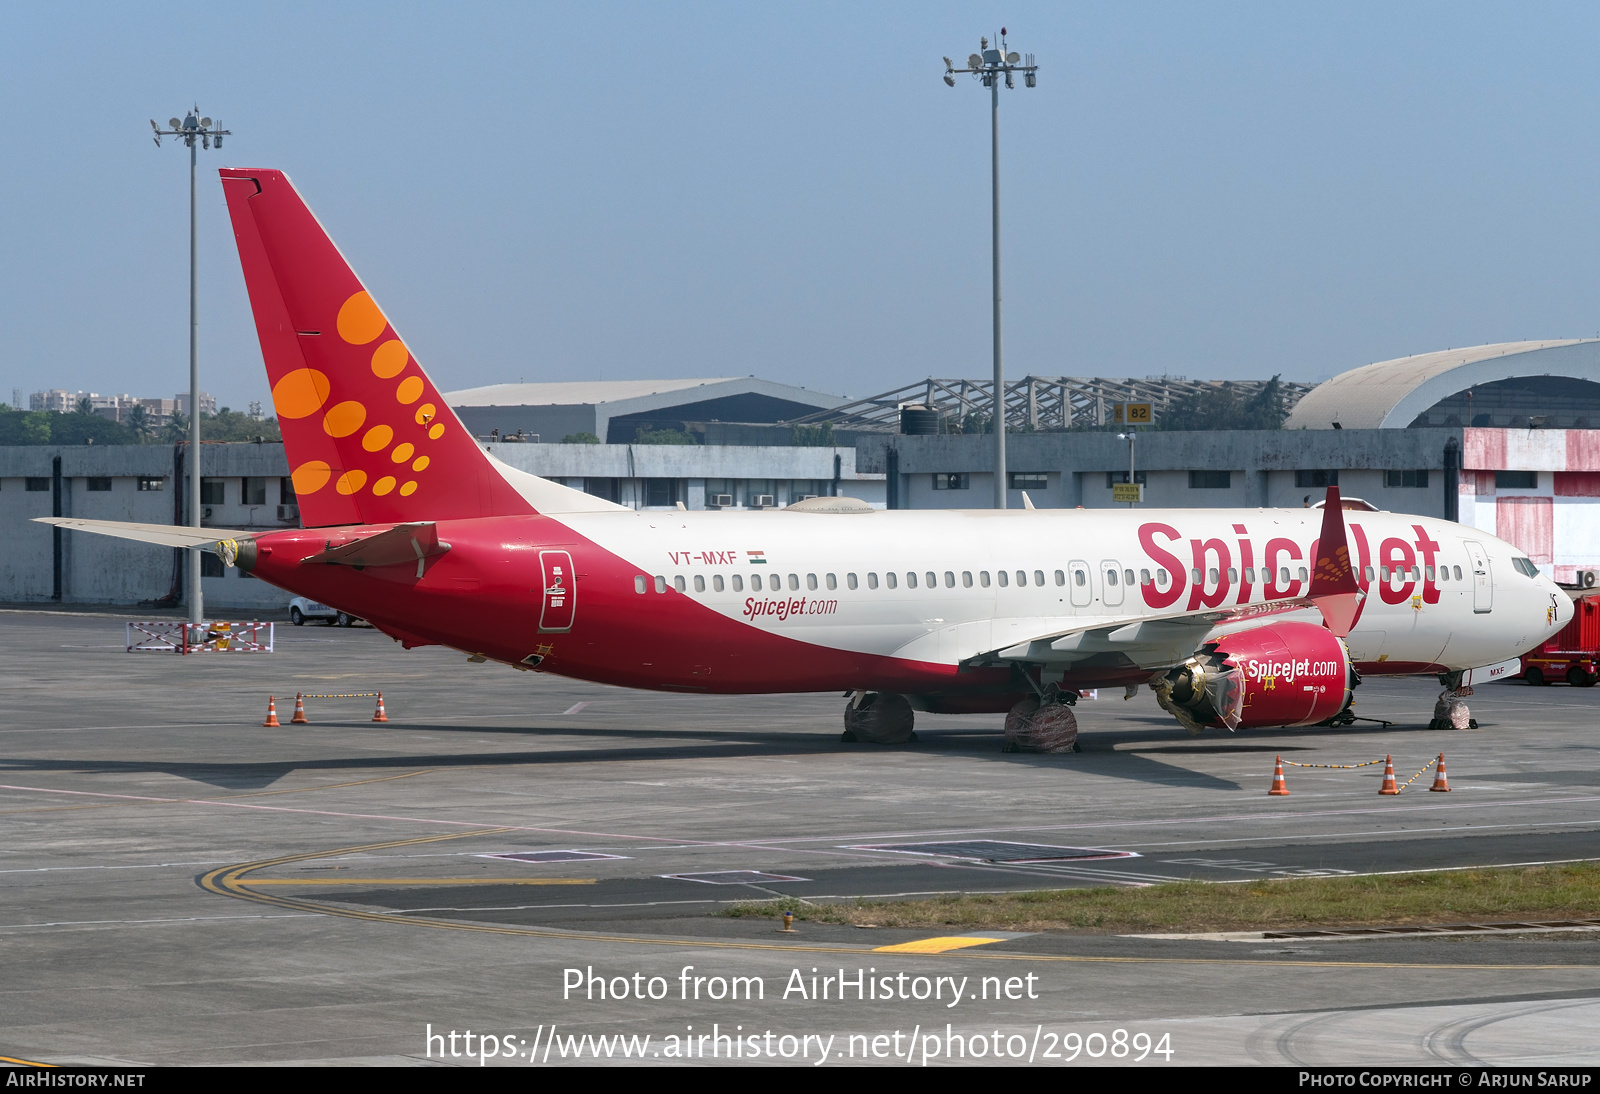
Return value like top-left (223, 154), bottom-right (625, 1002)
top-left (1137, 521), bottom-right (1444, 610)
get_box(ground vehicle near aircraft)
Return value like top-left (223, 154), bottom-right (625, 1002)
top-left (39, 169), bottom-right (1573, 748)
top-left (1521, 592), bottom-right (1600, 686)
top-left (288, 596), bottom-right (357, 627)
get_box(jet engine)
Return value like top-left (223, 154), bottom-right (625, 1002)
top-left (1152, 621), bottom-right (1355, 733)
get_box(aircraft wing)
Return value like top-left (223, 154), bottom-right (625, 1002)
top-left (31, 517), bottom-right (254, 552)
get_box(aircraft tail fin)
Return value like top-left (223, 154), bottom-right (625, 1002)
top-left (1309, 485), bottom-right (1366, 637)
top-left (219, 169), bottom-right (540, 527)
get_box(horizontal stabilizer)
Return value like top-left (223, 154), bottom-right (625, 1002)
top-left (31, 517), bottom-right (252, 552)
top-left (300, 522), bottom-right (450, 573)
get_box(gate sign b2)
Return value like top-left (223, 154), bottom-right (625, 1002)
top-left (538, 550), bottom-right (576, 633)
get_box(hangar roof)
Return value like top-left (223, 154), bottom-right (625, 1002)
top-left (1285, 340), bottom-right (1600, 429)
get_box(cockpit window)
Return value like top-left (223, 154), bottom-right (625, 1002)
top-left (1511, 557), bottom-right (1540, 578)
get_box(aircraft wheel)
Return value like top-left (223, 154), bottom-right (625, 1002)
top-left (1003, 696), bottom-right (1079, 753)
top-left (842, 692), bottom-right (914, 745)
top-left (290, 607), bottom-right (304, 626)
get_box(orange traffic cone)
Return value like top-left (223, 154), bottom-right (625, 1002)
top-left (1379, 754), bottom-right (1399, 795)
top-left (1430, 753), bottom-right (1451, 792)
top-left (291, 692), bottom-right (309, 725)
top-left (372, 692), bottom-right (388, 723)
top-left (1268, 756), bottom-right (1290, 796)
top-left (263, 696), bottom-right (281, 727)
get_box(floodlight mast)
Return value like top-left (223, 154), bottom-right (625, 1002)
top-left (151, 108), bottom-right (231, 626)
top-left (944, 31), bottom-right (1038, 509)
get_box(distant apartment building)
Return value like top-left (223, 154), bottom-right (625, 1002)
top-left (27, 390), bottom-right (208, 429)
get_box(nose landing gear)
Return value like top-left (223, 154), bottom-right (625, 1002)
top-left (841, 691), bottom-right (917, 744)
top-left (1431, 674), bottom-right (1479, 730)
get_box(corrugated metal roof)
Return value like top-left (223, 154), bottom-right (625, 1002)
top-left (444, 379), bottom-right (739, 406)
top-left (1285, 340), bottom-right (1597, 429)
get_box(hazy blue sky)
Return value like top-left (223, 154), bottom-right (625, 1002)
top-left (5, 3), bottom-right (1600, 412)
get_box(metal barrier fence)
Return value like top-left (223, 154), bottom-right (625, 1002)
top-left (126, 621), bottom-right (274, 654)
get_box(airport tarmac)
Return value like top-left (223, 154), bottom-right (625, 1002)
top-left (2, 608), bottom-right (1597, 1066)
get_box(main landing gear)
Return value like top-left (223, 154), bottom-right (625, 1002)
top-left (841, 691), bottom-right (917, 745)
top-left (1002, 685), bottom-right (1082, 753)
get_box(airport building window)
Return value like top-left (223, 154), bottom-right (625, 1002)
top-left (1384, 470), bottom-right (1429, 488)
top-left (1189, 470), bottom-right (1232, 489)
top-left (1009, 473), bottom-right (1048, 490)
top-left (86, 478), bottom-right (111, 492)
top-left (1495, 470), bottom-right (1537, 490)
top-left (1295, 470), bottom-right (1339, 488)
top-left (635, 576), bottom-right (647, 594)
top-left (1106, 470), bottom-right (1147, 488)
top-left (280, 476), bottom-right (296, 502)
top-left (201, 553), bottom-right (224, 578)
top-left (138, 477), bottom-right (164, 491)
top-left (242, 477), bottom-right (267, 505)
top-left (585, 478), bottom-right (620, 503)
top-left (200, 478), bottom-right (226, 505)
top-left (644, 479), bottom-right (678, 507)
top-left (26, 478), bottom-right (49, 491)
top-left (932, 473), bottom-right (969, 490)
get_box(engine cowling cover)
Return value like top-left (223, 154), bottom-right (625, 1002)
top-left (1156, 621), bottom-right (1354, 730)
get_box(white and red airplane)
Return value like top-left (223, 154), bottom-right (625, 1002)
top-left (42, 169), bottom-right (1573, 747)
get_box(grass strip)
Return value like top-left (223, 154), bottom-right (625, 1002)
top-left (720, 863), bottom-right (1600, 934)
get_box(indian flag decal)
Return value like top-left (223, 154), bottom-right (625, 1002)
top-left (747, 550), bottom-right (767, 564)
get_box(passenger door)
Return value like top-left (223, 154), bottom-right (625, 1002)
top-left (1463, 540), bottom-right (1493, 614)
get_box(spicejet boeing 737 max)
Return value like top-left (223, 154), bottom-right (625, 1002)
top-left (38, 169), bottom-right (1574, 748)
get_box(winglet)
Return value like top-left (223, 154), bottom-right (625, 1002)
top-left (1309, 485), bottom-right (1365, 637)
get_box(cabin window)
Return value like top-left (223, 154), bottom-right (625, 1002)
top-left (1156, 569), bottom-right (1169, 586)
top-left (847, 573), bottom-right (858, 590)
top-left (1364, 566), bottom-right (1374, 582)
top-left (980, 571), bottom-right (991, 587)
top-left (732, 574), bottom-right (744, 591)
top-left (867, 573), bottom-right (878, 589)
top-left (635, 576), bottom-right (647, 594)
top-left (1298, 567), bottom-right (1308, 583)
top-left (1426, 566), bottom-right (1435, 580)
top-left (926, 572), bottom-right (937, 588)
top-left (674, 576), bottom-right (686, 592)
top-left (1105, 568), bottom-right (1119, 586)
top-left (962, 571), bottom-right (973, 587)
top-left (788, 573), bottom-right (799, 591)
top-left (886, 572), bottom-right (897, 589)
top-left (1227, 567), bottom-right (1237, 583)
top-left (1454, 566), bottom-right (1463, 580)
top-left (693, 575), bottom-right (705, 592)
top-left (654, 575), bottom-right (667, 593)
top-left (1192, 568), bottom-right (1203, 584)
top-left (825, 573), bottom-right (837, 590)
top-left (1124, 569), bottom-right (1134, 586)
top-left (1411, 566), bottom-right (1421, 581)
top-left (752, 574), bottom-right (763, 591)
top-left (1140, 568), bottom-right (1151, 585)
top-left (907, 572), bottom-right (919, 589)
top-left (944, 571), bottom-right (955, 588)
top-left (1280, 567), bottom-right (1291, 584)
top-left (713, 575), bottom-right (724, 592)
top-left (998, 570), bottom-right (1009, 587)
top-left (806, 573), bottom-right (818, 590)
top-left (1016, 571), bottom-right (1028, 587)
top-left (1055, 570), bottom-right (1065, 586)
top-left (1072, 570), bottom-right (1085, 587)
top-left (1208, 568), bottom-right (1219, 584)
top-left (1033, 570), bottom-right (1044, 586)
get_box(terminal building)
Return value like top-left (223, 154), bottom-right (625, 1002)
top-left (5, 340), bottom-right (1600, 610)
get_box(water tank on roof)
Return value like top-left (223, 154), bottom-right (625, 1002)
top-left (899, 405), bottom-right (942, 435)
